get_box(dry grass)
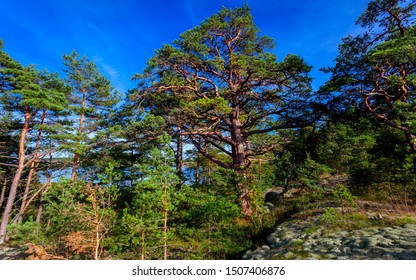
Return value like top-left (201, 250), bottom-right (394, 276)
top-left (358, 199), bottom-right (416, 216)
top-left (25, 243), bottom-right (67, 260)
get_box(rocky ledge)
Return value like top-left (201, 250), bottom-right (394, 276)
top-left (0, 245), bottom-right (28, 260)
top-left (243, 216), bottom-right (416, 260)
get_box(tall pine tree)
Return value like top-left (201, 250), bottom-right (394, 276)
top-left (0, 44), bottom-right (69, 243)
top-left (133, 5), bottom-right (315, 215)
top-left (63, 51), bottom-right (120, 181)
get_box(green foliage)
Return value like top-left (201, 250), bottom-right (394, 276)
top-left (319, 208), bottom-right (369, 230)
top-left (0, 48), bottom-right (69, 114)
top-left (273, 130), bottom-right (331, 195)
top-left (332, 184), bottom-right (358, 210)
top-left (42, 180), bottom-right (118, 259)
top-left (172, 186), bottom-right (250, 259)
top-left (6, 219), bottom-right (44, 245)
top-left (63, 50), bottom-right (120, 113)
top-left (322, 0), bottom-right (416, 152)
top-left (314, 115), bottom-right (377, 173)
top-left (111, 133), bottom-right (178, 259)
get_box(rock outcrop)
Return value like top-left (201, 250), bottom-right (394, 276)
top-left (243, 215), bottom-right (416, 260)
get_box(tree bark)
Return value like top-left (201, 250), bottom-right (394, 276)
top-left (35, 191), bottom-right (46, 223)
top-left (231, 107), bottom-right (251, 217)
top-left (175, 130), bottom-right (183, 187)
top-left (36, 138), bottom-right (53, 223)
top-left (17, 109), bottom-right (46, 222)
top-left (195, 152), bottom-right (200, 188)
top-left (0, 109), bottom-right (31, 244)
top-left (0, 177), bottom-right (6, 210)
top-left (71, 91), bottom-right (86, 182)
top-left (163, 177), bottom-right (168, 260)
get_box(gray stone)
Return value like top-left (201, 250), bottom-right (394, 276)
top-left (261, 245), bottom-right (270, 251)
top-left (0, 246), bottom-right (28, 260)
top-left (267, 235), bottom-right (280, 245)
top-left (244, 206), bottom-right (416, 260)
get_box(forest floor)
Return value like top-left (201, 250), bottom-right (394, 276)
top-left (244, 198), bottom-right (416, 260)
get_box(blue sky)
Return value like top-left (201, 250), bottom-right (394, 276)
top-left (1, 0), bottom-right (369, 93)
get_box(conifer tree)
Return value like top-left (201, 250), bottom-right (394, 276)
top-left (0, 45), bottom-right (69, 243)
top-left (323, 0), bottom-right (416, 152)
top-left (133, 5), bottom-right (314, 215)
top-left (63, 51), bottom-right (120, 181)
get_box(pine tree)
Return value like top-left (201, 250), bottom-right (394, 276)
top-left (0, 45), bottom-right (69, 243)
top-left (133, 5), bottom-right (315, 215)
top-left (322, 0), bottom-right (416, 152)
top-left (63, 50), bottom-right (120, 181)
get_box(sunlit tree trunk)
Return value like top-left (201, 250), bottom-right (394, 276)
top-left (0, 108), bottom-right (32, 244)
top-left (16, 109), bottom-right (46, 222)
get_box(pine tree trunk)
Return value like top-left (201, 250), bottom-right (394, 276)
top-left (0, 177), bottom-right (6, 210)
top-left (141, 229), bottom-right (145, 260)
top-left (236, 168), bottom-right (251, 217)
top-left (71, 154), bottom-right (80, 182)
top-left (16, 166), bottom-right (35, 223)
top-left (0, 109), bottom-right (31, 244)
top-left (163, 177), bottom-right (168, 260)
top-left (16, 161), bottom-right (39, 223)
top-left (175, 131), bottom-right (183, 187)
top-left (35, 194), bottom-right (45, 223)
top-left (17, 109), bottom-right (45, 222)
top-left (195, 152), bottom-right (200, 187)
top-left (36, 138), bottom-right (53, 223)
top-left (71, 92), bottom-right (86, 182)
top-left (231, 108), bottom-right (251, 217)
top-left (35, 179), bottom-right (51, 223)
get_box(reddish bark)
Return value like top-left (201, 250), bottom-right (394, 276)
top-left (0, 108), bottom-right (31, 244)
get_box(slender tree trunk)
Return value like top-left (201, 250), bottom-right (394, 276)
top-left (17, 109), bottom-right (46, 222)
top-left (163, 177), bottom-right (168, 260)
top-left (17, 177), bottom-right (30, 222)
top-left (16, 166), bottom-right (35, 223)
top-left (71, 154), bottom-right (80, 182)
top-left (0, 109), bottom-right (31, 244)
top-left (71, 91), bottom-right (86, 182)
top-left (0, 177), bottom-right (6, 210)
top-left (195, 152), bottom-right (200, 188)
top-left (175, 130), bottom-right (183, 187)
top-left (35, 189), bottom-right (46, 223)
top-left (141, 229), bottom-right (145, 260)
top-left (35, 181), bottom-right (48, 223)
top-left (13, 178), bottom-right (49, 224)
top-left (130, 147), bottom-right (135, 188)
top-left (94, 215), bottom-right (100, 260)
top-left (36, 138), bottom-right (53, 223)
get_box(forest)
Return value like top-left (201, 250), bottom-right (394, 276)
top-left (0, 0), bottom-right (415, 260)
